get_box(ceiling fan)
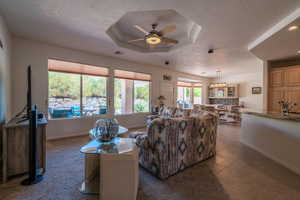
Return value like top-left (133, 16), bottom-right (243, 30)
top-left (128, 24), bottom-right (178, 48)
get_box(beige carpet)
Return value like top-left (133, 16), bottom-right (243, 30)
top-left (1, 125), bottom-right (300, 200)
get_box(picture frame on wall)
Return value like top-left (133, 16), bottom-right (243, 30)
top-left (252, 87), bottom-right (262, 94)
top-left (163, 74), bottom-right (172, 81)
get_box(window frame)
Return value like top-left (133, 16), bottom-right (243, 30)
top-left (48, 59), bottom-right (110, 119)
top-left (113, 68), bottom-right (152, 115)
top-left (176, 81), bottom-right (203, 106)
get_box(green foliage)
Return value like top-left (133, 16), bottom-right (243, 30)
top-left (48, 72), bottom-right (80, 99)
top-left (114, 79), bottom-right (122, 111)
top-left (49, 73), bottom-right (150, 113)
top-left (194, 88), bottom-right (202, 97)
top-left (134, 99), bottom-right (149, 112)
top-left (83, 75), bottom-right (106, 97)
top-left (135, 81), bottom-right (149, 100)
top-left (49, 72), bottom-right (107, 99)
top-left (134, 81), bottom-right (149, 112)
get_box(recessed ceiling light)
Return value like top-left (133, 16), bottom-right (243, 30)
top-left (288, 26), bottom-right (299, 31)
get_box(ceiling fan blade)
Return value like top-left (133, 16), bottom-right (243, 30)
top-left (162, 37), bottom-right (178, 44)
top-left (158, 25), bottom-right (176, 35)
top-left (134, 25), bottom-right (149, 35)
top-left (128, 38), bottom-right (145, 43)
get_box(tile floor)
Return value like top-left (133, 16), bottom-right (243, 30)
top-left (1, 124), bottom-right (300, 200)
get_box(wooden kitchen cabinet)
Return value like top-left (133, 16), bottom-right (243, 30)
top-left (285, 87), bottom-right (300, 112)
top-left (284, 66), bottom-right (300, 86)
top-left (270, 70), bottom-right (284, 87)
top-left (268, 87), bottom-right (285, 112)
top-left (268, 65), bottom-right (300, 112)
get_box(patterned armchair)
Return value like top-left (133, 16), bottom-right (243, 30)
top-left (135, 113), bottom-right (218, 179)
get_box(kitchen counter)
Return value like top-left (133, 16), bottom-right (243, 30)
top-left (241, 111), bottom-right (300, 176)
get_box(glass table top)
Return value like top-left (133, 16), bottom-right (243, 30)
top-left (80, 137), bottom-right (136, 154)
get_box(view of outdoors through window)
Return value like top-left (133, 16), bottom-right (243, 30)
top-left (114, 79), bottom-right (150, 114)
top-left (114, 78), bottom-right (133, 114)
top-left (48, 60), bottom-right (151, 118)
top-left (134, 81), bottom-right (150, 113)
top-left (177, 87), bottom-right (192, 108)
top-left (177, 81), bottom-right (202, 108)
top-left (193, 87), bottom-right (202, 104)
top-left (48, 71), bottom-right (107, 118)
top-left (48, 71), bottom-right (81, 118)
top-left (82, 75), bottom-right (107, 116)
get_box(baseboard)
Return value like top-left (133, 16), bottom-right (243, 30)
top-left (241, 139), bottom-right (300, 176)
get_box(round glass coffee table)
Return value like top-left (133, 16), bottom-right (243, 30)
top-left (80, 126), bottom-right (135, 194)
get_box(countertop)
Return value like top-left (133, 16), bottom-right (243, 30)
top-left (242, 110), bottom-right (300, 122)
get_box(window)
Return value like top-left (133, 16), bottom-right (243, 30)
top-left (48, 59), bottom-right (108, 118)
top-left (82, 75), bottom-right (107, 116)
top-left (177, 86), bottom-right (192, 108)
top-left (177, 81), bottom-right (202, 108)
top-left (114, 69), bottom-right (151, 114)
top-left (193, 87), bottom-right (202, 104)
top-left (134, 81), bottom-right (150, 112)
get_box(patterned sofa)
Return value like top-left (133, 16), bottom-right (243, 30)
top-left (135, 113), bottom-right (218, 179)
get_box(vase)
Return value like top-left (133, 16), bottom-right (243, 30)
top-left (92, 118), bottom-right (119, 142)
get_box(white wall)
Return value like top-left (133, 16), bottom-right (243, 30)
top-left (0, 14), bottom-right (11, 124)
top-left (241, 114), bottom-right (300, 176)
top-left (214, 58), bottom-right (266, 112)
top-left (11, 37), bottom-right (211, 139)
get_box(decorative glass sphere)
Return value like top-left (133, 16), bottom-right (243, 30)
top-left (92, 118), bottom-right (119, 142)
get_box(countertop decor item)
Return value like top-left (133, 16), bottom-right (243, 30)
top-left (92, 118), bottom-right (119, 142)
top-left (278, 100), bottom-right (297, 116)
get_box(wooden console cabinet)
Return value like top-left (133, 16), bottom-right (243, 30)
top-left (1, 118), bottom-right (47, 183)
top-left (269, 65), bottom-right (300, 112)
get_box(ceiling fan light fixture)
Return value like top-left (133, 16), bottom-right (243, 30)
top-left (146, 36), bottom-right (161, 45)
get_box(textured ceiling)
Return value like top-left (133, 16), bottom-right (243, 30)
top-left (107, 9), bottom-right (201, 53)
top-left (0, 0), bottom-right (300, 77)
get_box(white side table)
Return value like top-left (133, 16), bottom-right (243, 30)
top-left (79, 136), bottom-right (138, 197)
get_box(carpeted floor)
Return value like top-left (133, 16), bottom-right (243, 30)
top-left (1, 125), bottom-right (300, 200)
